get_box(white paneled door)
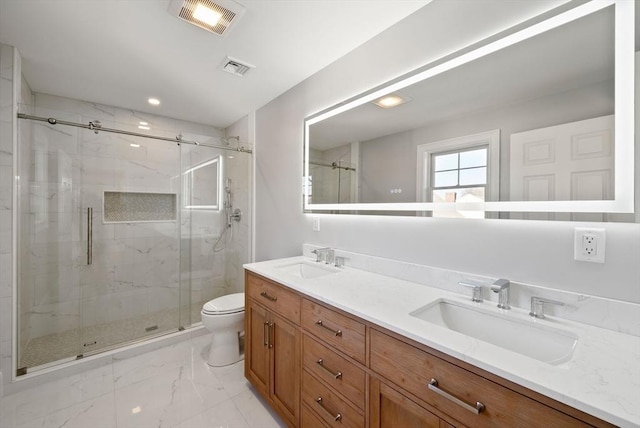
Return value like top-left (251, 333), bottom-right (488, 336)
top-left (510, 115), bottom-right (614, 221)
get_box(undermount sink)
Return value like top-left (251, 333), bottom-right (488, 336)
top-left (276, 261), bottom-right (340, 279)
top-left (411, 299), bottom-right (578, 365)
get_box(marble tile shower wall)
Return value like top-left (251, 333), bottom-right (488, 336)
top-left (224, 153), bottom-right (251, 294)
top-left (0, 43), bottom-right (18, 388)
top-left (22, 92), bottom-right (228, 340)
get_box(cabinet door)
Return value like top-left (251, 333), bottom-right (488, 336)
top-left (246, 300), bottom-right (270, 397)
top-left (371, 377), bottom-right (443, 428)
top-left (270, 312), bottom-right (301, 425)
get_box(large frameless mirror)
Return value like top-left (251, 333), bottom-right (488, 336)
top-left (304, 1), bottom-right (637, 221)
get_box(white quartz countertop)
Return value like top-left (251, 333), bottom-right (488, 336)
top-left (244, 256), bottom-right (640, 427)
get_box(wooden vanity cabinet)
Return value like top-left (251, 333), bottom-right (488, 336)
top-left (245, 273), bottom-right (301, 427)
top-left (369, 328), bottom-right (614, 428)
top-left (300, 298), bottom-right (367, 427)
top-left (244, 270), bottom-right (615, 428)
top-left (370, 377), bottom-right (456, 428)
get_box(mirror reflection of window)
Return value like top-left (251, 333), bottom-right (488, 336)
top-left (431, 147), bottom-right (487, 219)
top-left (417, 130), bottom-right (499, 219)
top-left (430, 146), bottom-right (487, 218)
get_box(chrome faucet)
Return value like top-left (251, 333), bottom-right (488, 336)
top-left (529, 296), bottom-right (565, 319)
top-left (458, 280), bottom-right (483, 303)
top-left (491, 278), bottom-right (510, 310)
top-left (311, 247), bottom-right (334, 265)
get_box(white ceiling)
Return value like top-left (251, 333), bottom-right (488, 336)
top-left (0, 0), bottom-right (430, 129)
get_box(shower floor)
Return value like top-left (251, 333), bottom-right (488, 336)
top-left (19, 301), bottom-right (208, 370)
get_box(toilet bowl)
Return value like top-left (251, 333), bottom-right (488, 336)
top-left (201, 292), bottom-right (245, 367)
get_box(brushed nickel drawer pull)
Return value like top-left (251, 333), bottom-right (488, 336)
top-left (428, 379), bottom-right (485, 414)
top-left (263, 321), bottom-right (269, 347)
top-left (315, 397), bottom-right (342, 422)
top-left (260, 291), bottom-right (277, 302)
top-left (316, 320), bottom-right (342, 337)
top-left (316, 358), bottom-right (342, 380)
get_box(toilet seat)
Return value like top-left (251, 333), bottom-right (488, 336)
top-left (202, 293), bottom-right (245, 315)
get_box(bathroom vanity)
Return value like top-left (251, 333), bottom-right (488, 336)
top-left (244, 255), bottom-right (639, 428)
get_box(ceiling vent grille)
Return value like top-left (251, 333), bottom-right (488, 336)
top-left (169, 0), bottom-right (246, 37)
top-left (221, 56), bottom-right (255, 77)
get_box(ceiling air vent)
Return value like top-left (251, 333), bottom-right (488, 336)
top-left (169, 0), bottom-right (246, 37)
top-left (221, 56), bottom-right (255, 77)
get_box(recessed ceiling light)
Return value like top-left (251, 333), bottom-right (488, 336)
top-left (138, 125), bottom-right (150, 130)
top-left (139, 121), bottom-right (148, 126)
top-left (130, 143), bottom-right (141, 148)
top-left (373, 93), bottom-right (412, 108)
top-left (148, 98), bottom-right (160, 106)
top-left (193, 3), bottom-right (222, 26)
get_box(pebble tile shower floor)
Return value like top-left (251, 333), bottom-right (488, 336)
top-left (2, 333), bottom-right (285, 428)
top-left (20, 302), bottom-right (208, 369)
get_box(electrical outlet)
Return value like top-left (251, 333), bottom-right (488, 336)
top-left (312, 215), bottom-right (320, 232)
top-left (574, 228), bottom-right (605, 263)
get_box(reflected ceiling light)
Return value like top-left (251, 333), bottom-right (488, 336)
top-left (130, 143), bottom-right (141, 148)
top-left (139, 121), bottom-right (148, 126)
top-left (138, 125), bottom-right (151, 130)
top-left (373, 93), bottom-right (412, 108)
top-left (148, 98), bottom-right (160, 106)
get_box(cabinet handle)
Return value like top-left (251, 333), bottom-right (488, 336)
top-left (428, 379), bottom-right (485, 414)
top-left (267, 322), bottom-right (274, 349)
top-left (316, 359), bottom-right (342, 380)
top-left (263, 321), bottom-right (269, 347)
top-left (315, 397), bottom-right (342, 422)
top-left (260, 291), bottom-right (278, 302)
top-left (315, 320), bottom-right (342, 337)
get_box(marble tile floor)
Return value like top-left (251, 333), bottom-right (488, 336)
top-left (2, 332), bottom-right (286, 428)
top-left (20, 302), bottom-right (209, 370)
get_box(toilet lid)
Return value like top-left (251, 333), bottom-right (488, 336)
top-left (202, 293), bottom-right (245, 315)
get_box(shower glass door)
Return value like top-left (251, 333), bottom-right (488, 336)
top-left (178, 140), bottom-right (251, 327)
top-left (17, 105), bottom-right (183, 371)
top-left (77, 127), bottom-right (182, 358)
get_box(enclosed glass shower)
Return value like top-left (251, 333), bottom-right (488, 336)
top-left (15, 96), bottom-right (251, 373)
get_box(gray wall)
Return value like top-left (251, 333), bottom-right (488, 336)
top-left (254, 1), bottom-right (640, 303)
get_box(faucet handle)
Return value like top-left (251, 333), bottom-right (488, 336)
top-left (530, 296), bottom-right (565, 319)
top-left (459, 280), bottom-right (483, 303)
top-left (334, 256), bottom-right (345, 268)
top-left (491, 278), bottom-right (510, 291)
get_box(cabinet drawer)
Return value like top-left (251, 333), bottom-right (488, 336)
top-left (370, 329), bottom-right (590, 428)
top-left (302, 299), bottom-right (366, 364)
top-left (303, 334), bottom-right (366, 410)
top-left (246, 272), bottom-right (301, 323)
top-left (302, 404), bottom-right (329, 428)
top-left (302, 371), bottom-right (364, 428)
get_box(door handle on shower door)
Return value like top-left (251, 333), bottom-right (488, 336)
top-left (87, 207), bottom-right (93, 265)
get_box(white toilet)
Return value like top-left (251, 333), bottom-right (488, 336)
top-left (201, 292), bottom-right (245, 367)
